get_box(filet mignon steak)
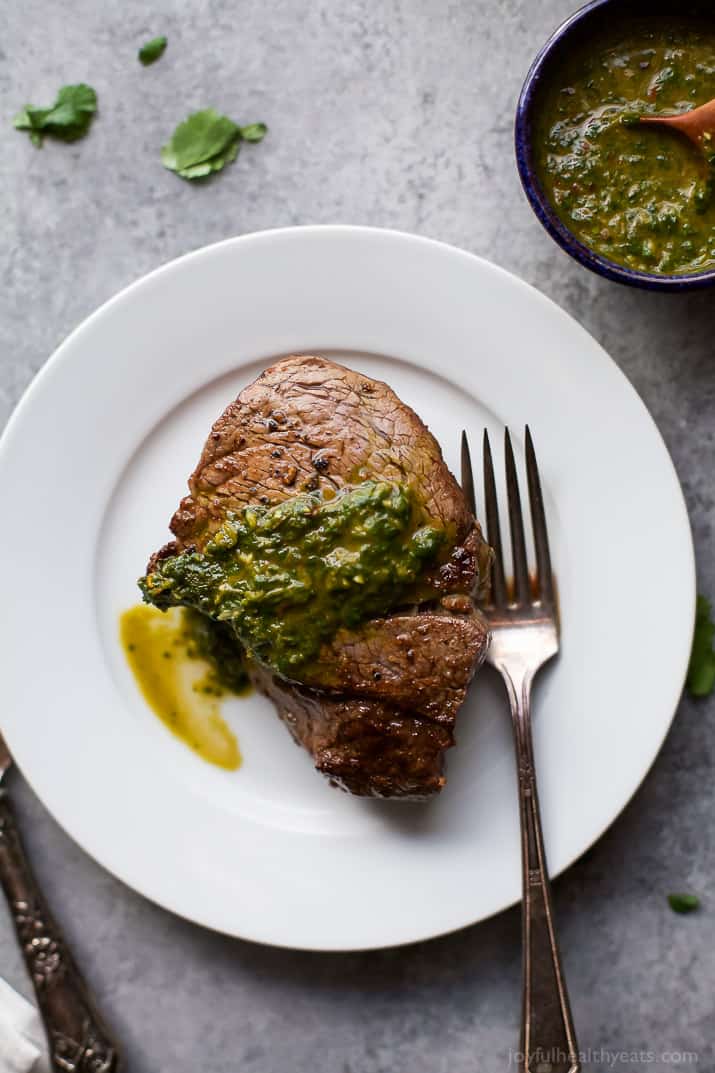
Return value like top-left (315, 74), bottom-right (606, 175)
top-left (146, 355), bottom-right (491, 798)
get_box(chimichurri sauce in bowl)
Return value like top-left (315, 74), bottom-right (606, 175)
top-left (533, 19), bottom-right (715, 277)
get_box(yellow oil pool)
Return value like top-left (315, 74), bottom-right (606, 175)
top-left (119, 605), bottom-right (242, 770)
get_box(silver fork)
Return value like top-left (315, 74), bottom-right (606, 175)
top-left (461, 428), bottom-right (580, 1073)
top-left (0, 732), bottom-right (120, 1072)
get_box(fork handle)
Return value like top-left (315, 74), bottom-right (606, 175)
top-left (0, 789), bottom-right (121, 1072)
top-left (502, 668), bottom-right (580, 1073)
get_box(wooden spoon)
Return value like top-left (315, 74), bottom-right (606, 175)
top-left (639, 97), bottom-right (715, 151)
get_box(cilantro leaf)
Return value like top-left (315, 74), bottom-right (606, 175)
top-left (161, 108), bottom-right (240, 178)
top-left (13, 84), bottom-right (97, 147)
top-left (161, 109), bottom-right (266, 182)
top-left (14, 109), bottom-right (44, 147)
top-left (139, 36), bottom-right (167, 65)
top-left (687, 595), bottom-right (715, 697)
top-left (174, 140), bottom-right (240, 180)
top-left (667, 893), bottom-right (700, 914)
top-left (240, 122), bottom-right (268, 143)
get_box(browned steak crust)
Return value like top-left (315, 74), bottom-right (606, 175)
top-left (299, 610), bottom-right (489, 725)
top-left (152, 354), bottom-right (472, 558)
top-left (250, 664), bottom-right (455, 799)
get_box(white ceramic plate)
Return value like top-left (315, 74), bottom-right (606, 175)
top-left (0, 227), bottom-right (695, 951)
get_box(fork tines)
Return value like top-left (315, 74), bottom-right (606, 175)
top-left (461, 427), bottom-right (554, 611)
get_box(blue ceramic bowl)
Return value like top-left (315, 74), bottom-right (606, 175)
top-left (515, 0), bottom-right (715, 291)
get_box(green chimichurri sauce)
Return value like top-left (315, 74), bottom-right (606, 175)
top-left (181, 608), bottom-right (251, 695)
top-left (140, 480), bottom-right (445, 678)
top-left (534, 19), bottom-right (715, 275)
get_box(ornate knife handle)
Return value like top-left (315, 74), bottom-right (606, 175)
top-left (0, 790), bottom-right (120, 1072)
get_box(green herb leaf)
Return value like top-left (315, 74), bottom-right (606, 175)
top-left (13, 107), bottom-right (32, 127)
top-left (667, 893), bottom-right (700, 914)
top-left (161, 108), bottom-right (242, 180)
top-left (139, 35), bottom-right (168, 65)
top-left (174, 140), bottom-right (240, 180)
top-left (240, 122), bottom-right (268, 143)
top-left (687, 595), bottom-right (715, 697)
top-left (13, 84), bottom-right (97, 146)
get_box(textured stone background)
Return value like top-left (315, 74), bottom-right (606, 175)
top-left (1, 2), bottom-right (713, 1071)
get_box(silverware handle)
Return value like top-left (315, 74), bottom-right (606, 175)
top-left (505, 669), bottom-right (580, 1073)
top-left (0, 789), bottom-right (121, 1072)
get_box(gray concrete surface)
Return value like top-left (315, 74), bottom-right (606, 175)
top-left (1, 2), bottom-right (713, 1071)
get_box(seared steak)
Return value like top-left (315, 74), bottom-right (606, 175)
top-left (147, 355), bottom-right (491, 798)
top-left (299, 612), bottom-right (489, 725)
top-left (251, 664), bottom-right (457, 798)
